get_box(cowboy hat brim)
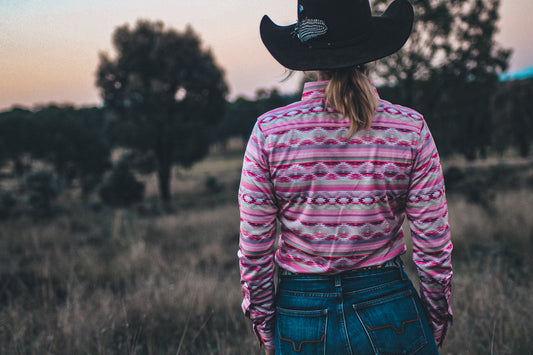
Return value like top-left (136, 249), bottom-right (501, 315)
top-left (260, 0), bottom-right (414, 71)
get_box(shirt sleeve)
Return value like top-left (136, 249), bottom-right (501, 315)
top-left (237, 122), bottom-right (278, 349)
top-left (405, 120), bottom-right (453, 347)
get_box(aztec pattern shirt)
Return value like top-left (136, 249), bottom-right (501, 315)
top-left (238, 81), bottom-right (453, 349)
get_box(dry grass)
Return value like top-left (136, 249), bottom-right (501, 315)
top-left (1, 153), bottom-right (533, 354)
top-left (140, 152), bottom-right (243, 199)
top-left (0, 200), bottom-right (253, 354)
top-left (439, 190), bottom-right (533, 354)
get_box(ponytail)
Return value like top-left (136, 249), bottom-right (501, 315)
top-left (321, 66), bottom-right (378, 136)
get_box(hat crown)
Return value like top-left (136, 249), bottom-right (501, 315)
top-left (297, 0), bottom-right (372, 44)
top-left (260, 0), bottom-right (414, 70)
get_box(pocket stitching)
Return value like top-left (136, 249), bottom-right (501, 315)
top-left (364, 313), bottom-right (419, 335)
top-left (352, 291), bottom-right (428, 354)
top-left (278, 332), bottom-right (326, 353)
top-left (276, 307), bottom-right (328, 353)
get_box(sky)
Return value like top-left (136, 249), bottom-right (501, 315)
top-left (1, 0), bottom-right (532, 110)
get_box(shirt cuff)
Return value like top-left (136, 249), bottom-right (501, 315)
top-left (424, 281), bottom-right (453, 347)
top-left (253, 319), bottom-right (275, 349)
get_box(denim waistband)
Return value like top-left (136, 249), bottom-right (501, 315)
top-left (278, 256), bottom-right (402, 278)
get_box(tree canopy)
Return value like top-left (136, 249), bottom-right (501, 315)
top-left (372, 0), bottom-right (511, 159)
top-left (491, 78), bottom-right (533, 157)
top-left (0, 108), bottom-right (32, 175)
top-left (96, 20), bottom-right (228, 204)
top-left (219, 89), bottom-right (298, 144)
top-left (0, 106), bottom-right (111, 190)
top-left (29, 106), bottom-right (111, 187)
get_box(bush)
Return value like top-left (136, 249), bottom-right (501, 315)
top-left (205, 175), bottom-right (223, 194)
top-left (121, 151), bottom-right (157, 175)
top-left (80, 173), bottom-right (103, 197)
top-left (0, 189), bottom-right (16, 220)
top-left (443, 166), bottom-right (465, 193)
top-left (23, 170), bottom-right (59, 219)
top-left (99, 161), bottom-right (144, 208)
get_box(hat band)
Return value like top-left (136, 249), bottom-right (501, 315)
top-left (292, 17), bottom-right (373, 49)
top-left (293, 19), bottom-right (328, 43)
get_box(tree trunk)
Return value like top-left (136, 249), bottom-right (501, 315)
top-left (155, 124), bottom-right (174, 208)
top-left (403, 69), bottom-right (415, 108)
top-left (14, 156), bottom-right (25, 177)
top-left (157, 159), bottom-right (172, 207)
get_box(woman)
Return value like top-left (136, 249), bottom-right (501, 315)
top-left (238, 0), bottom-right (452, 354)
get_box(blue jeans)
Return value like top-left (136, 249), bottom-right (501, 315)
top-left (274, 262), bottom-right (438, 354)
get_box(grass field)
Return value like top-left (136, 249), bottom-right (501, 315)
top-left (1, 151), bottom-right (532, 354)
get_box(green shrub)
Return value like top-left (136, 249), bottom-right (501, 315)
top-left (0, 189), bottom-right (16, 220)
top-left (121, 151), bottom-right (157, 175)
top-left (80, 173), bottom-right (103, 197)
top-left (99, 161), bottom-right (144, 208)
top-left (23, 170), bottom-right (59, 219)
top-left (443, 166), bottom-right (465, 193)
top-left (205, 175), bottom-right (223, 194)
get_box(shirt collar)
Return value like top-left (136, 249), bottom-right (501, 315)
top-left (301, 80), bottom-right (380, 101)
top-left (301, 80), bottom-right (328, 101)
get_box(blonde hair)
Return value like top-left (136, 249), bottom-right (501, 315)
top-left (320, 66), bottom-right (378, 136)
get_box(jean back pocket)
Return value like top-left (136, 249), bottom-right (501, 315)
top-left (276, 306), bottom-right (327, 354)
top-left (352, 290), bottom-right (428, 354)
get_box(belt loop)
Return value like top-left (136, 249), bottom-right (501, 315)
top-left (335, 275), bottom-right (342, 287)
top-left (397, 257), bottom-right (406, 280)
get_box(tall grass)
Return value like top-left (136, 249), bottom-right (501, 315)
top-left (1, 154), bottom-right (532, 354)
top-left (439, 191), bottom-right (533, 354)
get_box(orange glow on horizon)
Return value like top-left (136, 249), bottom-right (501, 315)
top-left (1, 0), bottom-right (532, 110)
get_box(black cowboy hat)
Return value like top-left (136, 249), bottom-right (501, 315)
top-left (260, 0), bottom-right (414, 71)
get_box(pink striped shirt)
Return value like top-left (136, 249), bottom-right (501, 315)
top-left (238, 81), bottom-right (452, 349)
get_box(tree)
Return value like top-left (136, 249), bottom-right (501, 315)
top-left (99, 159), bottom-right (145, 208)
top-left (491, 78), bottom-right (533, 157)
top-left (372, 0), bottom-right (511, 159)
top-left (219, 89), bottom-right (298, 145)
top-left (96, 20), bottom-right (228, 205)
top-left (23, 170), bottom-right (58, 219)
top-left (0, 107), bottom-right (32, 176)
top-left (28, 105), bottom-right (111, 194)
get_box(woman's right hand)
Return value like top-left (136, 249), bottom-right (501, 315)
top-left (265, 348), bottom-right (274, 355)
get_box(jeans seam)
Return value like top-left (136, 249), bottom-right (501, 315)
top-left (343, 279), bottom-right (404, 297)
top-left (340, 297), bottom-right (354, 355)
top-left (353, 289), bottom-right (412, 310)
top-left (354, 308), bottom-right (378, 355)
top-left (410, 293), bottom-right (432, 353)
top-left (352, 290), bottom-right (430, 354)
top-left (279, 278), bottom-right (405, 298)
top-left (279, 290), bottom-right (337, 298)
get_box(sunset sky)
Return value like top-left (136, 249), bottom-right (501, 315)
top-left (1, 0), bottom-right (532, 110)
